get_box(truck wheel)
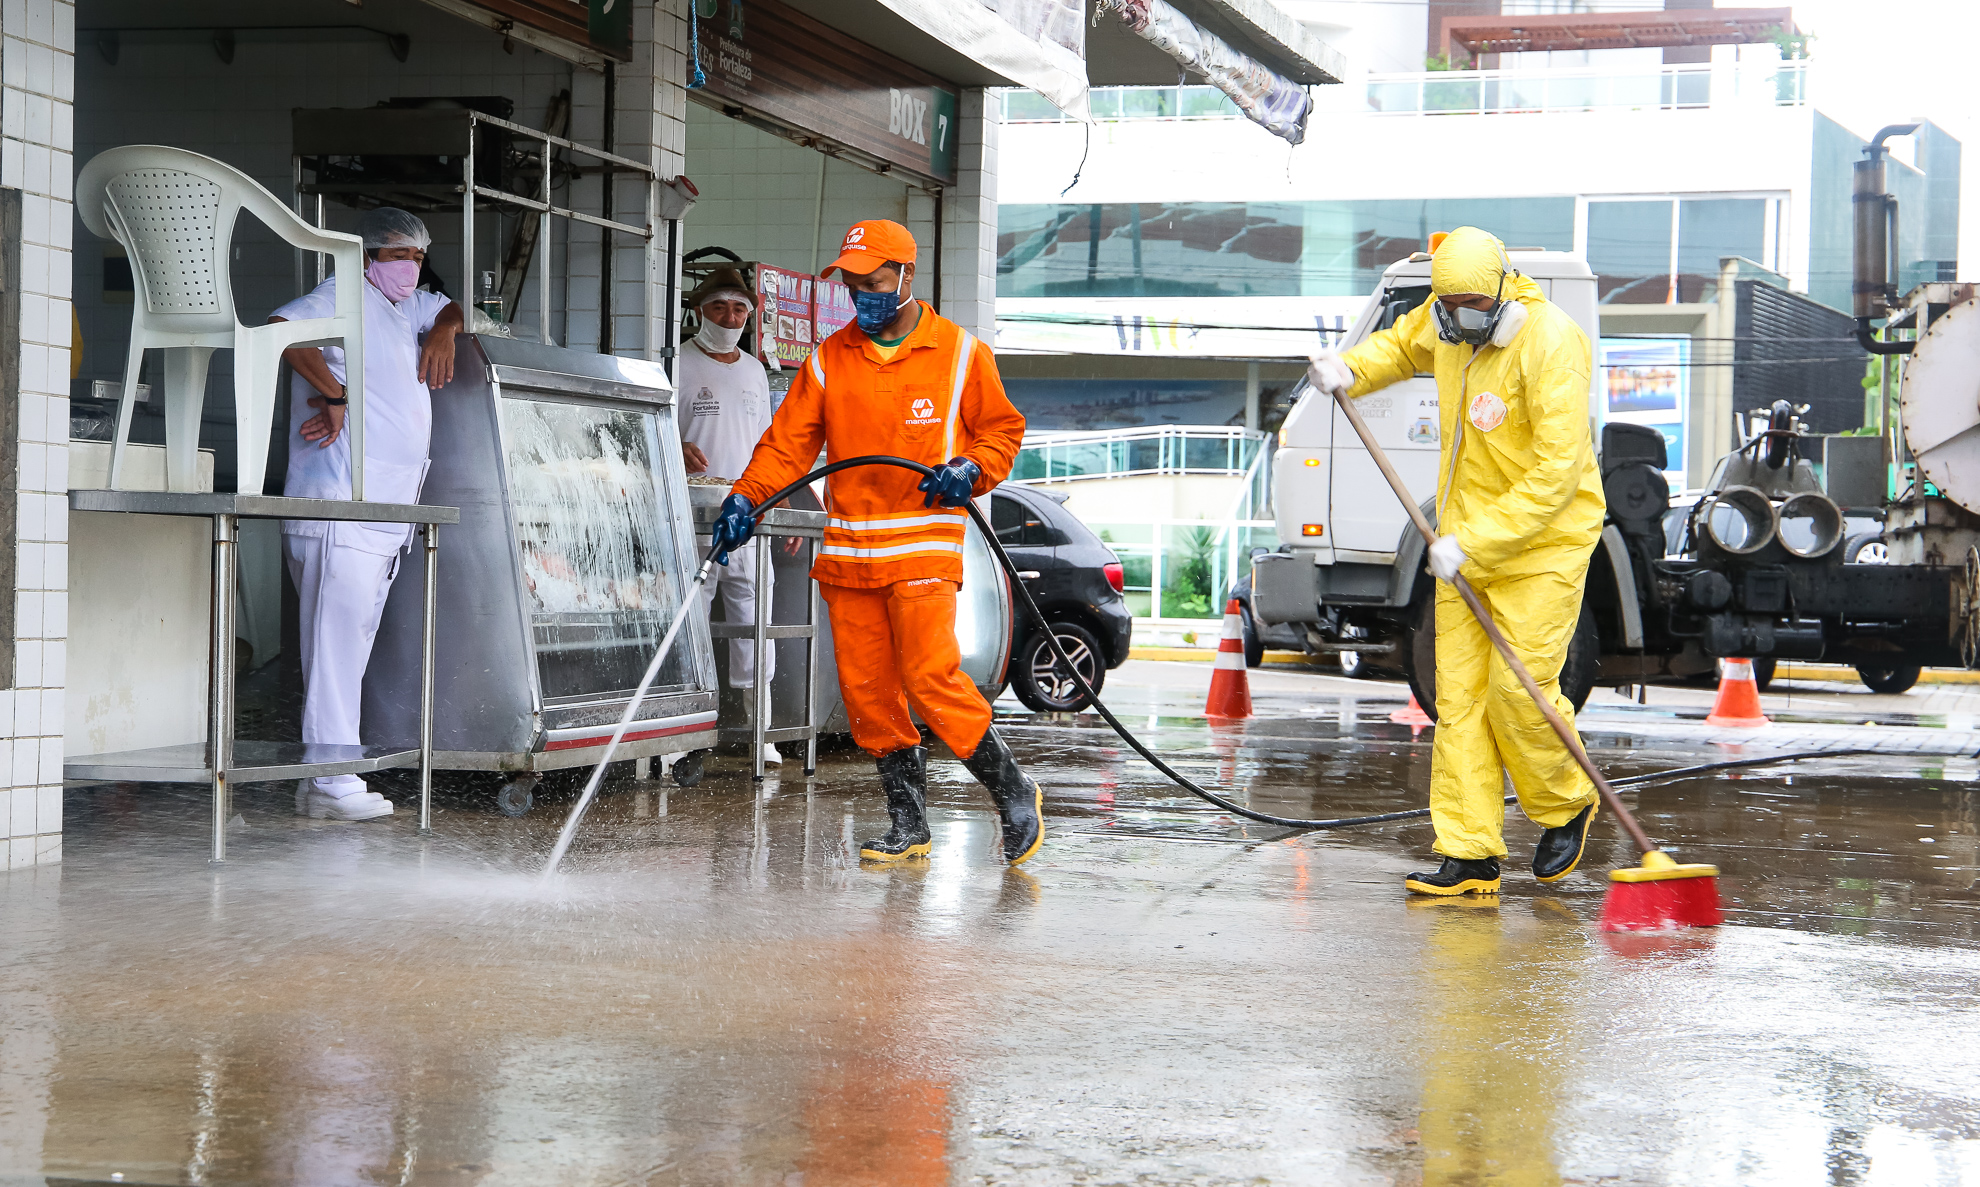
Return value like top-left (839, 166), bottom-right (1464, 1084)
top-left (1402, 595), bottom-right (1600, 724)
top-left (1856, 663), bottom-right (1922, 694)
top-left (1239, 604), bottom-right (1265, 669)
top-left (1753, 657), bottom-right (1777, 691)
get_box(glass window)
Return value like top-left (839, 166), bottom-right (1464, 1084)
top-left (998, 199), bottom-right (1574, 299)
top-left (1002, 90), bottom-right (1063, 121)
top-left (992, 493), bottom-right (1027, 544)
top-left (1588, 201), bottom-right (1674, 304)
top-left (498, 398), bottom-right (696, 702)
top-left (1676, 198), bottom-right (1766, 302)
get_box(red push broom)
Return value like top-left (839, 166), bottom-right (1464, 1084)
top-left (1329, 386), bottom-right (1721, 930)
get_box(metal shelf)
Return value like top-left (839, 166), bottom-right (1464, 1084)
top-left (64, 741), bottom-right (421, 785)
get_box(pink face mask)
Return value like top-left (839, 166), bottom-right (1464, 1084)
top-left (365, 258), bottom-right (421, 302)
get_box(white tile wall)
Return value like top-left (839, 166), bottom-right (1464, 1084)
top-left (3, 0), bottom-right (69, 871)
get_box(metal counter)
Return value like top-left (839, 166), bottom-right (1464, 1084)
top-left (65, 490), bottom-right (459, 861)
top-left (365, 335), bottom-right (719, 805)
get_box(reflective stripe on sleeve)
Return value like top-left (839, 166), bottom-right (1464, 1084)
top-left (943, 330), bottom-right (974, 461)
top-left (808, 349), bottom-right (826, 390)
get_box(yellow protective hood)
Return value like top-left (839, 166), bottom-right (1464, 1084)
top-left (1430, 226), bottom-right (1510, 299)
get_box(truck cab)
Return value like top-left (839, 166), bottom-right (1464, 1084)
top-left (1250, 250), bottom-right (1602, 692)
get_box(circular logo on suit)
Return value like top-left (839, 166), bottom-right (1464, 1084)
top-left (1468, 391), bottom-right (1507, 432)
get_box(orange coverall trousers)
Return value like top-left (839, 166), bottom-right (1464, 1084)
top-left (822, 577), bottom-right (992, 759)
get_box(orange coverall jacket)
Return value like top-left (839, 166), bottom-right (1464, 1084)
top-left (731, 302), bottom-right (1026, 588)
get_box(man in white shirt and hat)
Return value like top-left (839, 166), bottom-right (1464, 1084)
top-left (677, 269), bottom-right (779, 763)
top-left (270, 207), bottom-right (464, 820)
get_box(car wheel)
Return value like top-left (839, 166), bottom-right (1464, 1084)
top-left (1845, 533), bottom-right (1891, 565)
top-left (1856, 663), bottom-right (1921, 694)
top-left (1403, 596), bottom-right (1599, 723)
top-left (1012, 620), bottom-right (1105, 712)
top-left (1239, 604), bottom-right (1264, 669)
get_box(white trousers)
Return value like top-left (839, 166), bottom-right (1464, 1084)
top-left (700, 538), bottom-right (775, 689)
top-left (283, 534), bottom-right (400, 796)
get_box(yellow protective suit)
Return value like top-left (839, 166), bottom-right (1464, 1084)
top-left (1341, 227), bottom-right (1605, 861)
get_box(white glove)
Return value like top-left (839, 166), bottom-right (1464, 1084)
top-left (1307, 349), bottom-right (1354, 396)
top-left (1428, 535), bottom-right (1468, 583)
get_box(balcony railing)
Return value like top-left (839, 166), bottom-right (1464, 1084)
top-left (998, 62), bottom-right (1808, 124)
top-left (1011, 426), bottom-right (1269, 483)
top-left (1363, 61), bottom-right (1807, 116)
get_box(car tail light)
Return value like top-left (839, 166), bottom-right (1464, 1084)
top-left (1103, 562), bottom-right (1125, 592)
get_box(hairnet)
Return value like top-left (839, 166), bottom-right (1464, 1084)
top-left (1430, 225), bottom-right (1509, 299)
top-left (357, 207), bottom-right (432, 252)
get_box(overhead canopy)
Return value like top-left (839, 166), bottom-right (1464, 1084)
top-left (783, 0), bottom-right (1343, 102)
top-left (1441, 6), bottom-right (1795, 57)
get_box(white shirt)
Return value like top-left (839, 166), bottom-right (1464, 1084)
top-left (273, 275), bottom-right (451, 553)
top-left (676, 341), bottom-right (772, 482)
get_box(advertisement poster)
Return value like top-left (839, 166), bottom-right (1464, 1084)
top-left (1601, 337), bottom-right (1687, 478)
top-left (815, 277), bottom-right (855, 343)
top-left (755, 265), bottom-right (815, 369)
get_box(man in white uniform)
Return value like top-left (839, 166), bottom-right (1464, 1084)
top-left (270, 207), bottom-right (464, 820)
top-left (677, 270), bottom-right (778, 762)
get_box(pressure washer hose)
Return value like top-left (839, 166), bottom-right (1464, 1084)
top-left (743, 456), bottom-right (1873, 831)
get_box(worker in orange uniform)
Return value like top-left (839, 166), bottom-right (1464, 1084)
top-left (710, 219), bottom-right (1043, 866)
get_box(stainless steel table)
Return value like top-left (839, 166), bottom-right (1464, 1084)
top-left (691, 500), bottom-right (827, 779)
top-left (65, 490), bottom-right (460, 862)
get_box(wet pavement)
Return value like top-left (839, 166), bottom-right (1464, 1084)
top-left (5, 662), bottom-right (1980, 1184)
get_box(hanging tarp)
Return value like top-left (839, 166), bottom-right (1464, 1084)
top-left (1099, 0), bottom-right (1311, 144)
top-left (872, 0), bottom-right (1092, 120)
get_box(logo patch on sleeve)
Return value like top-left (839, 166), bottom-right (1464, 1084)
top-left (1468, 391), bottom-right (1507, 432)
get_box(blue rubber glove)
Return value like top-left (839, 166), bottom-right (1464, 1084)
top-left (709, 493), bottom-right (757, 566)
top-left (918, 457), bottom-right (981, 508)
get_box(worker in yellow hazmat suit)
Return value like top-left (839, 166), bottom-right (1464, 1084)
top-left (1307, 227), bottom-right (1606, 895)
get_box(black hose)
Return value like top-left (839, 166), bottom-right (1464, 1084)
top-left (742, 458), bottom-right (1877, 830)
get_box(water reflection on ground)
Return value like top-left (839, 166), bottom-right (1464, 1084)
top-left (4, 670), bottom-right (1980, 1184)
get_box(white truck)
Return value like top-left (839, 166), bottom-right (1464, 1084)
top-left (1246, 166), bottom-right (1967, 710)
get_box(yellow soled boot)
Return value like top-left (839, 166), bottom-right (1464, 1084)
top-left (1404, 856), bottom-right (1502, 896)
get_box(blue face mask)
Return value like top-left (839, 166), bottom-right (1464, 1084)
top-left (852, 281), bottom-right (909, 335)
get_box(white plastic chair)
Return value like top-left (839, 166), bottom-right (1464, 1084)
top-left (76, 145), bottom-right (370, 498)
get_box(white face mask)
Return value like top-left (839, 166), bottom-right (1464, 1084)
top-left (694, 319), bottom-right (745, 354)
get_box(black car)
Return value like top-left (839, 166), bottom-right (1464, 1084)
top-left (990, 483), bottom-right (1134, 711)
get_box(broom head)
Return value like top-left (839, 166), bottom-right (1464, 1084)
top-left (1599, 850), bottom-right (1723, 932)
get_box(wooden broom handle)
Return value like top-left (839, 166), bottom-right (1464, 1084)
top-left (1328, 386), bottom-right (1658, 857)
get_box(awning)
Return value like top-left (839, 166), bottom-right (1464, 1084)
top-left (783, 0), bottom-right (1343, 123)
top-left (1442, 7), bottom-right (1796, 57)
top-left (1094, 0), bottom-right (1326, 144)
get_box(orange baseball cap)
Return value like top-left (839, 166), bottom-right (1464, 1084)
top-left (821, 219), bottom-right (917, 278)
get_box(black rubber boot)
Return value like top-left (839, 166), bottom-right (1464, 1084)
top-left (1533, 802), bottom-right (1597, 883)
top-left (1404, 856), bottom-right (1502, 896)
top-left (860, 746), bottom-right (932, 862)
top-left (962, 727), bottom-right (1044, 865)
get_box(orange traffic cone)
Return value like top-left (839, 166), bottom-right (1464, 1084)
top-left (1705, 658), bottom-right (1771, 727)
top-left (1205, 599), bottom-right (1253, 719)
top-left (1389, 693), bottom-right (1433, 730)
